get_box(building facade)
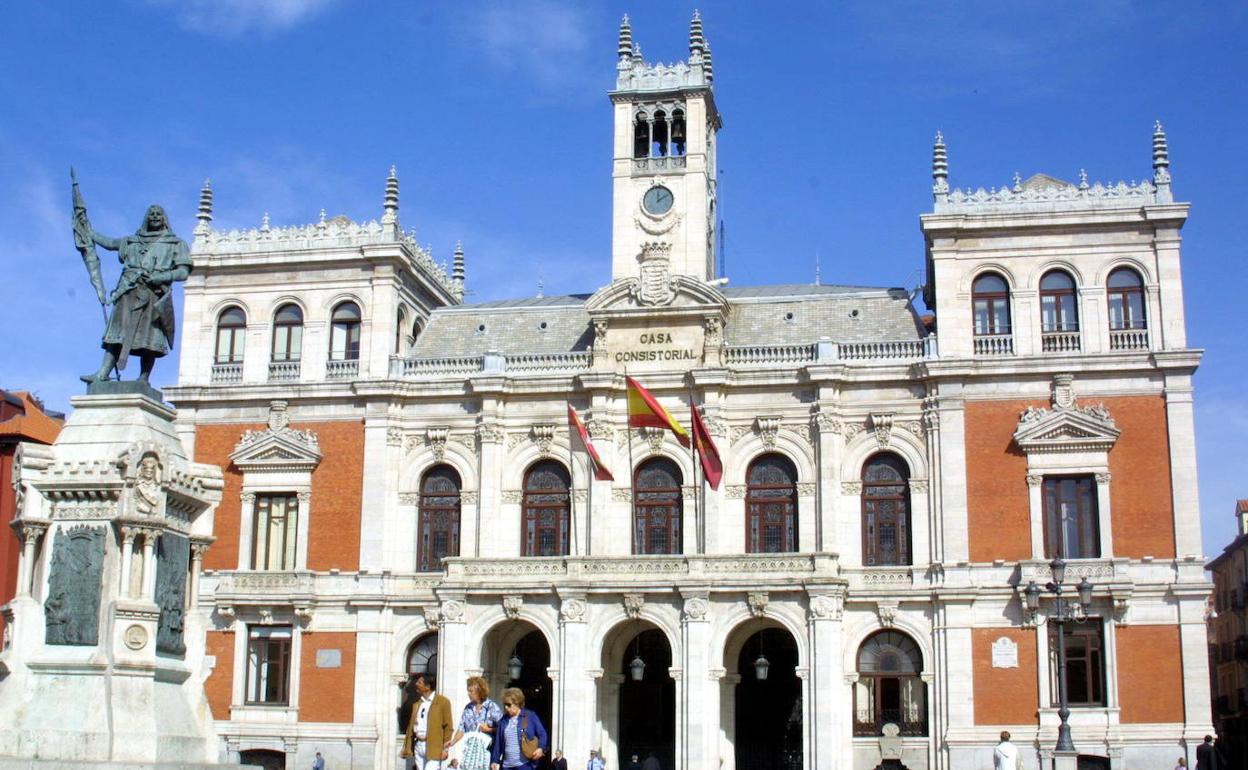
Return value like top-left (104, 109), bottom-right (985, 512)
top-left (159, 15), bottom-right (1212, 770)
top-left (1207, 500), bottom-right (1248, 768)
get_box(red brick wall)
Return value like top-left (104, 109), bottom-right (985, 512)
top-left (1117, 624), bottom-right (1184, 723)
top-left (194, 420), bottom-right (364, 571)
top-left (965, 396), bottom-right (1176, 562)
top-left (972, 627), bottom-right (1039, 725)
top-left (299, 631), bottom-right (357, 722)
top-left (965, 400), bottom-right (1041, 562)
top-left (204, 630), bottom-right (235, 719)
top-left (1107, 396), bottom-right (1175, 558)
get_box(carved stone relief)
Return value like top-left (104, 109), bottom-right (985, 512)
top-left (155, 532), bottom-right (189, 656)
top-left (623, 593), bottom-right (645, 619)
top-left (44, 525), bottom-right (106, 646)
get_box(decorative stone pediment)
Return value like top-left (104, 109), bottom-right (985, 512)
top-left (1013, 374), bottom-right (1119, 454)
top-left (230, 401), bottom-right (323, 472)
top-left (585, 274), bottom-right (729, 318)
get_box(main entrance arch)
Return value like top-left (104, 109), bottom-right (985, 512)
top-left (599, 621), bottom-right (675, 770)
top-left (724, 621), bottom-right (802, 770)
top-left (482, 621), bottom-right (553, 739)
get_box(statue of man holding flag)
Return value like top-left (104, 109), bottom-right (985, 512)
top-left (73, 170), bottom-right (192, 386)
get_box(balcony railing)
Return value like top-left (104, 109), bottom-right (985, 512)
top-left (1109, 328), bottom-right (1149, 351)
top-left (505, 352), bottom-right (593, 373)
top-left (210, 362), bottom-right (243, 384)
top-left (973, 333), bottom-right (1015, 356)
top-left (325, 358), bottom-right (359, 380)
top-left (1041, 331), bottom-right (1081, 353)
top-left (853, 710), bottom-right (928, 737)
top-left (723, 343), bottom-right (817, 366)
top-left (268, 360), bottom-right (301, 382)
top-left (837, 338), bottom-right (933, 361)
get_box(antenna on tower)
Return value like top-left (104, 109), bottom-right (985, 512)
top-left (815, 250), bottom-right (821, 286)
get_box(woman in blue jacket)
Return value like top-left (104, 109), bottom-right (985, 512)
top-left (490, 687), bottom-right (548, 770)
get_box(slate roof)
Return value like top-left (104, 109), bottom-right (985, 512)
top-left (408, 283), bottom-right (923, 357)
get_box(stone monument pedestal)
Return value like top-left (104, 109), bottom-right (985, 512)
top-left (0, 392), bottom-right (244, 768)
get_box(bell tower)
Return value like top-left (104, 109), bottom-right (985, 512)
top-left (610, 12), bottom-right (722, 283)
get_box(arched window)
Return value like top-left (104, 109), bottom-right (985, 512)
top-left (215, 306), bottom-right (246, 364)
top-left (633, 113), bottom-right (650, 159)
top-left (634, 457), bottom-right (682, 555)
top-left (522, 460), bottom-right (571, 557)
top-left (1039, 270), bottom-right (1079, 333)
top-left (406, 633), bottom-right (438, 677)
top-left (329, 301), bottom-right (362, 361)
top-left (862, 453), bottom-right (912, 566)
top-left (652, 110), bottom-right (669, 157)
top-left (417, 465), bottom-right (461, 572)
top-left (971, 273), bottom-right (1011, 336)
top-left (411, 318), bottom-right (423, 346)
top-left (271, 304), bottom-right (303, 362)
top-left (854, 630), bottom-right (927, 736)
top-left (395, 307), bottom-right (407, 355)
top-left (1107, 268), bottom-right (1146, 330)
top-left (670, 109), bottom-right (687, 156)
top-left (745, 453), bottom-right (798, 553)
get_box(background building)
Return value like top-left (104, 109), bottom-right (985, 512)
top-left (156, 15), bottom-right (1212, 770)
top-left (1206, 499), bottom-right (1248, 769)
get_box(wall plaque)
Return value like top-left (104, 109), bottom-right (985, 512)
top-left (991, 636), bottom-right (1019, 668)
top-left (316, 649), bottom-right (342, 668)
top-left (44, 525), bottom-right (105, 646)
top-left (155, 532), bottom-right (189, 657)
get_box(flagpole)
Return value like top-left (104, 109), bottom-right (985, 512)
top-left (688, 386), bottom-right (703, 555)
top-left (624, 371), bottom-right (637, 554)
top-left (567, 420), bottom-right (579, 557)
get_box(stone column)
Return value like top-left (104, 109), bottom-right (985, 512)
top-left (1164, 375), bottom-right (1202, 558)
top-left (717, 673), bottom-right (741, 770)
top-left (434, 597), bottom-right (468, 711)
top-left (680, 593), bottom-right (714, 770)
top-left (119, 526), bottom-right (138, 599)
top-left (475, 420), bottom-right (505, 558)
top-left (807, 589), bottom-right (847, 770)
top-left (557, 594), bottom-right (592, 762)
top-left (140, 528), bottom-right (159, 600)
top-left (13, 520), bottom-right (48, 598)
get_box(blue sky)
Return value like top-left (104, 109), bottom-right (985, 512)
top-left (2, 1), bottom-right (1245, 554)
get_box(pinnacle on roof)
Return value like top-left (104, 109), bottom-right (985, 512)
top-left (632, 42), bottom-right (643, 64)
top-left (931, 132), bottom-right (949, 200)
top-left (618, 14), bottom-right (633, 61)
top-left (383, 165), bottom-right (400, 227)
top-left (195, 178), bottom-right (213, 234)
top-left (452, 240), bottom-right (465, 285)
top-left (1152, 120), bottom-right (1172, 201)
top-left (689, 10), bottom-right (705, 58)
top-left (703, 40), bottom-right (714, 82)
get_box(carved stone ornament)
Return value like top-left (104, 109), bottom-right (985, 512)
top-left (643, 427), bottom-right (666, 456)
top-left (703, 316), bottom-right (722, 346)
top-left (593, 320), bottom-right (608, 346)
top-left (502, 594), bottom-right (524, 620)
top-left (230, 401), bottom-right (323, 472)
top-left (461, 490), bottom-right (480, 504)
top-left (909, 479), bottom-right (929, 493)
top-left (386, 426), bottom-right (403, 447)
top-left (875, 600), bottom-right (899, 628)
top-left (841, 481), bottom-right (863, 495)
top-left (747, 591), bottom-right (769, 618)
top-left (586, 417), bottom-right (614, 441)
top-left (476, 421), bottom-right (505, 444)
top-left (560, 597), bottom-right (586, 623)
top-left (808, 592), bottom-right (844, 621)
top-left (501, 490), bottom-right (523, 504)
top-left (1095, 472), bottom-right (1111, 484)
top-left (1026, 474), bottom-right (1043, 488)
top-left (422, 604), bottom-right (442, 629)
top-left (123, 623), bottom-right (148, 650)
top-left (506, 433), bottom-right (527, 451)
top-left (843, 422), bottom-right (865, 439)
top-left (683, 595), bottom-right (709, 622)
top-left (813, 411), bottom-right (842, 435)
top-left (724, 484), bottom-right (747, 499)
top-left (531, 425), bottom-right (556, 455)
top-left (439, 599), bottom-right (465, 623)
top-left (635, 241), bottom-right (677, 306)
top-left (905, 420), bottom-right (925, 438)
top-left (730, 425), bottom-right (751, 445)
top-left (623, 593), bottom-right (645, 619)
top-left (131, 452), bottom-right (164, 516)
top-left (612, 487), bottom-right (632, 502)
top-left (1014, 373), bottom-right (1120, 454)
top-left (426, 428), bottom-right (449, 461)
top-left (796, 482), bottom-right (817, 497)
top-left (756, 417), bottom-right (781, 449)
top-left (870, 413), bottom-right (894, 448)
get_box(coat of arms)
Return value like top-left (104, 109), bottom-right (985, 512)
top-left (636, 241), bottom-right (676, 306)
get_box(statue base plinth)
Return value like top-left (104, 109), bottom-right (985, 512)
top-left (84, 379), bottom-right (165, 403)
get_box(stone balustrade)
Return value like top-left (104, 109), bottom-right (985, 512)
top-left (325, 359), bottom-right (359, 380)
top-left (1109, 328), bottom-right (1149, 351)
top-left (267, 360), bottom-right (301, 382)
top-left (210, 362), bottom-right (243, 384)
top-left (973, 333), bottom-right (1014, 356)
top-left (1041, 330), bottom-right (1082, 353)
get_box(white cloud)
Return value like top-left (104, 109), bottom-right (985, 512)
top-left (146, 0), bottom-right (337, 37)
top-left (468, 1), bottom-right (597, 92)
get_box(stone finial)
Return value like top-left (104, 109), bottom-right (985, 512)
top-left (632, 42), bottom-right (644, 65)
top-left (618, 14), bottom-right (632, 61)
top-left (1079, 168), bottom-right (1089, 189)
top-left (382, 165), bottom-right (400, 227)
top-left (1152, 120), bottom-right (1172, 201)
top-left (932, 132), bottom-right (949, 201)
top-left (1012, 171), bottom-right (1022, 192)
top-left (452, 240), bottom-right (465, 286)
top-left (260, 212), bottom-right (270, 232)
top-left (194, 178), bottom-right (213, 235)
top-left (536, 277), bottom-right (544, 299)
top-left (689, 10), bottom-right (705, 59)
top-left (702, 41), bottom-right (713, 82)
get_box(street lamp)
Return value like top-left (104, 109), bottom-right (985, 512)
top-left (754, 630), bottom-right (771, 681)
top-left (629, 636), bottom-right (646, 681)
top-left (1023, 557), bottom-right (1094, 755)
top-left (508, 651), bottom-right (523, 682)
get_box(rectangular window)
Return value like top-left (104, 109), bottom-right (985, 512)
top-left (246, 625), bottom-right (292, 705)
top-left (1042, 476), bottom-right (1100, 559)
top-left (272, 325), bottom-right (303, 362)
top-left (1049, 619), bottom-right (1105, 707)
top-left (252, 493), bottom-right (299, 570)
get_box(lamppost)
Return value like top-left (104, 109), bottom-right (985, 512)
top-left (1023, 557), bottom-right (1094, 755)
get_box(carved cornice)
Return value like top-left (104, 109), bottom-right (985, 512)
top-left (230, 402), bottom-right (322, 472)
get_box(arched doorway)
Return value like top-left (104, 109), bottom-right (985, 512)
top-left (239, 749), bottom-right (285, 770)
top-left (399, 632), bottom-right (439, 732)
top-left (733, 627), bottom-right (802, 770)
top-left (604, 623), bottom-right (673, 768)
top-left (483, 622), bottom-right (553, 743)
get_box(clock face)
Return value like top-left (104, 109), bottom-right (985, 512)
top-left (642, 185), bottom-right (674, 216)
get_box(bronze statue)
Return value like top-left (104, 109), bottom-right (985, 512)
top-left (73, 171), bottom-right (191, 384)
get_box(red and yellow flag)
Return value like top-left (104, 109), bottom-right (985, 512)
top-left (626, 376), bottom-right (690, 447)
top-left (568, 405), bottom-right (614, 481)
top-left (691, 403), bottom-right (723, 489)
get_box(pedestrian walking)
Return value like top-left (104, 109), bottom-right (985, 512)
top-left (401, 672), bottom-right (455, 770)
top-left (489, 687), bottom-right (547, 770)
top-left (993, 731), bottom-right (1022, 770)
top-left (586, 748), bottom-right (605, 770)
top-left (312, 751), bottom-right (325, 770)
top-left (1196, 735), bottom-right (1220, 770)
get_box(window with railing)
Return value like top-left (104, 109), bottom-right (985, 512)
top-left (522, 460), bottom-right (571, 557)
top-left (329, 301), bottom-right (361, 361)
top-left (972, 272), bottom-right (1013, 354)
top-left (215, 306), bottom-right (246, 364)
top-left (251, 493), bottom-right (298, 571)
top-left (1040, 270), bottom-right (1081, 352)
top-left (1107, 268), bottom-right (1148, 350)
top-left (269, 303), bottom-right (303, 381)
top-left (862, 453), bottom-right (912, 566)
top-left (853, 630), bottom-right (927, 736)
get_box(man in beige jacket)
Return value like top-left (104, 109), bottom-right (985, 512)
top-left (402, 672), bottom-right (455, 769)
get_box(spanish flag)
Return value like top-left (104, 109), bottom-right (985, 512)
top-left (568, 405), bottom-right (614, 481)
top-left (626, 376), bottom-right (690, 447)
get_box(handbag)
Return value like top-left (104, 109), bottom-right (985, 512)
top-left (520, 712), bottom-right (540, 760)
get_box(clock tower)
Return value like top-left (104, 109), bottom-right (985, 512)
top-left (610, 12), bottom-right (721, 283)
